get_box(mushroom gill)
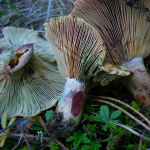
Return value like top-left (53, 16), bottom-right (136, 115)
top-left (44, 15), bottom-right (132, 138)
top-left (71, 0), bottom-right (150, 107)
top-left (0, 27), bottom-right (65, 117)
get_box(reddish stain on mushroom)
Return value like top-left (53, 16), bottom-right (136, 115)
top-left (141, 85), bottom-right (148, 90)
top-left (71, 91), bottom-right (84, 117)
top-left (133, 86), bottom-right (137, 90)
top-left (135, 94), bottom-right (147, 105)
top-left (136, 69), bottom-right (144, 73)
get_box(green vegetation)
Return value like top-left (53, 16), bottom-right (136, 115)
top-left (1, 98), bottom-right (150, 149)
top-left (1, 1), bottom-right (150, 149)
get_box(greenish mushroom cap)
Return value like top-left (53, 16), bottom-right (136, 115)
top-left (0, 27), bottom-right (65, 117)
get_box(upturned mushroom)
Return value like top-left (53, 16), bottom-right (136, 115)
top-left (71, 0), bottom-right (150, 107)
top-left (0, 27), bottom-right (65, 117)
top-left (44, 15), bottom-right (132, 138)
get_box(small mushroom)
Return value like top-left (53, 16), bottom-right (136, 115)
top-left (0, 27), bottom-right (65, 117)
top-left (71, 0), bottom-right (150, 107)
top-left (44, 15), bottom-right (132, 138)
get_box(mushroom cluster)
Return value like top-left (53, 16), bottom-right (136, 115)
top-left (0, 27), bottom-right (65, 117)
top-left (71, 0), bottom-right (150, 107)
top-left (44, 15), bottom-right (132, 138)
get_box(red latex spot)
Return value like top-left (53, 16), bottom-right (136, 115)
top-left (71, 91), bottom-right (84, 117)
top-left (136, 69), bottom-right (144, 73)
top-left (135, 94), bottom-right (147, 106)
top-left (141, 85), bottom-right (148, 90)
top-left (133, 86), bottom-right (137, 90)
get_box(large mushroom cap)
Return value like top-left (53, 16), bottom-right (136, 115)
top-left (71, 0), bottom-right (150, 108)
top-left (44, 15), bottom-right (131, 86)
top-left (71, 0), bottom-right (150, 65)
top-left (0, 27), bottom-right (55, 62)
top-left (44, 15), bottom-right (106, 82)
top-left (0, 27), bottom-right (65, 117)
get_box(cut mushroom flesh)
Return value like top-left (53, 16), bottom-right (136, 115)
top-left (4, 44), bottom-right (34, 79)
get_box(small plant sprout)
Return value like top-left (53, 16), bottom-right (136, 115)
top-left (0, 27), bottom-right (65, 117)
top-left (44, 15), bottom-right (132, 138)
top-left (48, 141), bottom-right (59, 150)
top-left (66, 131), bottom-right (90, 149)
top-left (45, 110), bottom-right (53, 121)
top-left (93, 105), bottom-right (121, 131)
top-left (71, 0), bottom-right (150, 107)
top-left (37, 131), bottom-right (43, 143)
top-left (66, 130), bottom-right (103, 149)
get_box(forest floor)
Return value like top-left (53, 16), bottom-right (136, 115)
top-left (0, 0), bottom-right (150, 150)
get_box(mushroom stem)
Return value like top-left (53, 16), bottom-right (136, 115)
top-left (57, 77), bottom-right (89, 126)
top-left (4, 44), bottom-right (34, 79)
top-left (45, 78), bottom-right (90, 138)
top-left (122, 57), bottom-right (150, 107)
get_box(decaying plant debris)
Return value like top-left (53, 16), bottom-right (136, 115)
top-left (125, 0), bottom-right (150, 21)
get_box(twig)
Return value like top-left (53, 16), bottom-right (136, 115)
top-left (90, 109), bottom-right (150, 141)
top-left (55, 139), bottom-right (69, 150)
top-left (2, 0), bottom-right (37, 29)
top-left (58, 0), bottom-right (65, 7)
top-left (5, 133), bottom-right (50, 140)
top-left (81, 113), bottom-right (95, 123)
top-left (0, 118), bottom-right (27, 133)
top-left (107, 88), bottom-right (120, 98)
top-left (55, 0), bottom-right (63, 15)
top-left (12, 134), bottom-right (23, 150)
top-left (38, 115), bottom-right (69, 150)
top-left (90, 96), bottom-right (150, 126)
top-left (21, 127), bottom-right (31, 150)
top-left (138, 129), bottom-right (146, 150)
top-left (46, 0), bottom-right (53, 21)
top-left (38, 115), bottom-right (47, 131)
top-left (92, 99), bottom-right (150, 132)
top-left (40, 142), bottom-right (51, 150)
top-left (106, 122), bottom-right (137, 150)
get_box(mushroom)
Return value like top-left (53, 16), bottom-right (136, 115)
top-left (44, 15), bottom-right (132, 138)
top-left (0, 27), bottom-right (65, 117)
top-left (71, 0), bottom-right (150, 107)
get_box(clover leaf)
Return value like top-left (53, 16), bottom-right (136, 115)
top-left (93, 105), bottom-right (121, 131)
top-left (66, 131), bottom-right (90, 148)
